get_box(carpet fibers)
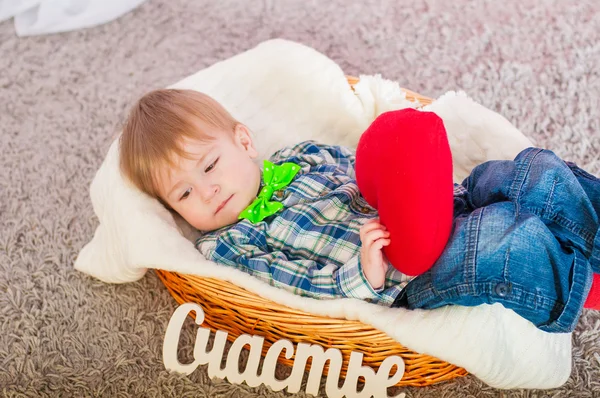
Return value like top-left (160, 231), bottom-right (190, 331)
top-left (1, 0), bottom-right (600, 396)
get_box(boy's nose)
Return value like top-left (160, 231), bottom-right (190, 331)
top-left (200, 184), bottom-right (219, 202)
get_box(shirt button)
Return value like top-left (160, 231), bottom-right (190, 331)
top-left (495, 282), bottom-right (509, 297)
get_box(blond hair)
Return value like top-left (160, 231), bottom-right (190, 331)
top-left (119, 89), bottom-right (239, 202)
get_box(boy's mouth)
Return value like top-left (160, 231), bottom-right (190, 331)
top-left (215, 195), bottom-right (233, 214)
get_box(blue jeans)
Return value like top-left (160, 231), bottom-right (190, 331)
top-left (393, 148), bottom-right (600, 333)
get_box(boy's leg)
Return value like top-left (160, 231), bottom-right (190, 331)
top-left (394, 200), bottom-right (592, 333)
top-left (462, 148), bottom-right (600, 308)
top-left (355, 108), bottom-right (454, 276)
top-left (463, 148), bottom-right (599, 267)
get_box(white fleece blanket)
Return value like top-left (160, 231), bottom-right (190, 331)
top-left (75, 39), bottom-right (572, 389)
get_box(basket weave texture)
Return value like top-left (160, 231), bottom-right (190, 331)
top-left (156, 77), bottom-right (468, 387)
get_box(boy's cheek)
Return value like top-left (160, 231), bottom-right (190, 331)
top-left (178, 206), bottom-right (198, 225)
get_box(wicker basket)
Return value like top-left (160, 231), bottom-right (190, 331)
top-left (156, 77), bottom-right (468, 387)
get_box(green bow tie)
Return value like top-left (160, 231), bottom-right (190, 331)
top-left (238, 160), bottom-right (301, 223)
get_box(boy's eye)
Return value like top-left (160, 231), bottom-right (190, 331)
top-left (204, 158), bottom-right (219, 173)
top-left (180, 188), bottom-right (192, 201)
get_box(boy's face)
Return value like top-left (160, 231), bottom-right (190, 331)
top-left (158, 124), bottom-right (261, 232)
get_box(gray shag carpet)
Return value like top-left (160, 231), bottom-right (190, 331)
top-left (1, 0), bottom-right (600, 396)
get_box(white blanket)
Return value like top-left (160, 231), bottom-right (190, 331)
top-left (74, 39), bottom-right (571, 389)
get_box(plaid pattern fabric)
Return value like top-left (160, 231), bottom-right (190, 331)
top-left (196, 141), bottom-right (464, 305)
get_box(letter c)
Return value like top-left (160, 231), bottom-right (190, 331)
top-left (163, 303), bottom-right (205, 375)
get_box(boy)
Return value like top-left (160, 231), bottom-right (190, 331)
top-left (120, 88), bottom-right (600, 333)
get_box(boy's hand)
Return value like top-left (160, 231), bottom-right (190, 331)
top-left (360, 219), bottom-right (391, 290)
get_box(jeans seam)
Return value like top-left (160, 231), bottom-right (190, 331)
top-left (527, 206), bottom-right (596, 248)
top-left (503, 247), bottom-right (510, 283)
top-left (415, 281), bottom-right (557, 312)
top-left (509, 148), bottom-right (544, 217)
top-left (543, 177), bottom-right (558, 218)
top-left (465, 208), bottom-right (483, 295)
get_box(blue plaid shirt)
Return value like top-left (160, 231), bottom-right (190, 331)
top-left (195, 141), bottom-right (466, 305)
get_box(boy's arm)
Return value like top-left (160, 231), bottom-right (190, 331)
top-left (197, 232), bottom-right (382, 301)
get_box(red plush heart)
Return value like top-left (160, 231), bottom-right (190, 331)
top-left (355, 108), bottom-right (454, 276)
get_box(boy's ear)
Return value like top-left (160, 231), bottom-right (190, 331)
top-left (234, 124), bottom-right (258, 158)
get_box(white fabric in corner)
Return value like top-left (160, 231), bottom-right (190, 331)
top-left (75, 38), bottom-right (570, 390)
top-left (0, 0), bottom-right (149, 36)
